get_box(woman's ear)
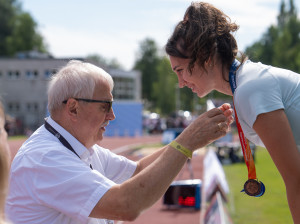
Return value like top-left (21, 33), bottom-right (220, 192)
top-left (205, 57), bottom-right (214, 68)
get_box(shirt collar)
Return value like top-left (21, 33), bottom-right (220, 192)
top-left (45, 116), bottom-right (94, 159)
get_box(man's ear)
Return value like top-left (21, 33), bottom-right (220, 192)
top-left (66, 99), bottom-right (78, 120)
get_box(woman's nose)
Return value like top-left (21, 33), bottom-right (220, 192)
top-left (178, 78), bottom-right (187, 88)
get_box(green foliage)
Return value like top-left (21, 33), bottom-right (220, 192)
top-left (152, 56), bottom-right (177, 114)
top-left (5, 12), bottom-right (47, 55)
top-left (0, 0), bottom-right (17, 55)
top-left (134, 38), bottom-right (209, 115)
top-left (178, 86), bottom-right (195, 111)
top-left (86, 54), bottom-right (123, 69)
top-left (134, 38), bottom-right (161, 105)
top-left (0, 0), bottom-right (48, 56)
top-left (223, 147), bottom-right (293, 223)
top-left (245, 0), bottom-right (300, 72)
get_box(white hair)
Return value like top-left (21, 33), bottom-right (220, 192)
top-left (47, 60), bottom-right (114, 114)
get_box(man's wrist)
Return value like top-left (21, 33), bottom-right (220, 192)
top-left (169, 140), bottom-right (193, 158)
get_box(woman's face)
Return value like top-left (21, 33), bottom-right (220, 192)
top-left (169, 56), bottom-right (215, 98)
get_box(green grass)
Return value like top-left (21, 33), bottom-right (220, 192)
top-left (223, 147), bottom-right (293, 224)
top-left (7, 135), bottom-right (27, 140)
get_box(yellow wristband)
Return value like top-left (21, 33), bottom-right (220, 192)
top-left (169, 141), bottom-right (193, 158)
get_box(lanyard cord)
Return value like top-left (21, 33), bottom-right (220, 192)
top-left (229, 60), bottom-right (256, 179)
top-left (228, 60), bottom-right (265, 197)
top-left (44, 119), bottom-right (93, 170)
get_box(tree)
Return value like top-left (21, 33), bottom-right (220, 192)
top-left (0, 0), bottom-right (17, 55)
top-left (5, 12), bottom-right (47, 55)
top-left (134, 38), bottom-right (205, 115)
top-left (152, 56), bottom-right (177, 114)
top-left (273, 7), bottom-right (300, 71)
top-left (245, 0), bottom-right (300, 72)
top-left (86, 54), bottom-right (123, 69)
top-left (134, 38), bottom-right (161, 106)
top-left (245, 26), bottom-right (279, 65)
top-left (0, 0), bottom-right (48, 56)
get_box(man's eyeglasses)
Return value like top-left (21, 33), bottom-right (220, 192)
top-left (62, 98), bottom-right (113, 113)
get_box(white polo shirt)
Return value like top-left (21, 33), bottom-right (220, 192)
top-left (5, 117), bottom-right (137, 224)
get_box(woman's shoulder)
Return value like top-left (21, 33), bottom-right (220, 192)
top-left (237, 60), bottom-right (280, 90)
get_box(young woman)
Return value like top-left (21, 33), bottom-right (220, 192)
top-left (165, 2), bottom-right (300, 223)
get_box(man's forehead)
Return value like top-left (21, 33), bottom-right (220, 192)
top-left (94, 80), bottom-right (113, 99)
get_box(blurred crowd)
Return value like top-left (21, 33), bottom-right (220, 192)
top-left (143, 110), bottom-right (195, 134)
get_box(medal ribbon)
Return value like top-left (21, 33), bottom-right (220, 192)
top-left (229, 60), bottom-right (257, 180)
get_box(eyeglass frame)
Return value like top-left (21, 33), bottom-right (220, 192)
top-left (62, 98), bottom-right (113, 113)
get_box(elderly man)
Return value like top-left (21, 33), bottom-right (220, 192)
top-left (6, 60), bottom-right (233, 224)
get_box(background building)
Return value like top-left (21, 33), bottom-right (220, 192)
top-left (0, 55), bottom-right (142, 136)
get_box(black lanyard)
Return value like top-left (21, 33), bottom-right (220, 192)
top-left (44, 119), bottom-right (93, 170)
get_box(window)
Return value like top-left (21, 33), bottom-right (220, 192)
top-left (7, 71), bottom-right (13, 79)
top-left (26, 71), bottom-right (33, 79)
top-left (7, 71), bottom-right (21, 79)
top-left (27, 103), bottom-right (31, 111)
top-left (26, 102), bottom-right (40, 112)
top-left (33, 70), bottom-right (39, 78)
top-left (15, 71), bottom-right (20, 78)
top-left (34, 103), bottom-right (39, 111)
top-left (15, 103), bottom-right (20, 111)
top-left (7, 102), bottom-right (21, 112)
top-left (44, 70), bottom-right (52, 79)
top-left (8, 103), bottom-right (13, 111)
top-left (112, 77), bottom-right (135, 100)
top-left (26, 70), bottom-right (39, 79)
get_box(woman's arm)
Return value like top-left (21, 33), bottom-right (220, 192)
top-left (253, 109), bottom-right (300, 223)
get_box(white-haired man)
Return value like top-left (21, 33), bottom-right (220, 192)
top-left (6, 60), bottom-right (233, 224)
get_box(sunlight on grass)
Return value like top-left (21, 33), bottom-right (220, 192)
top-left (223, 147), bottom-right (293, 224)
top-left (8, 135), bottom-right (27, 140)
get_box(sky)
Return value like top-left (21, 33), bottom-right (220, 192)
top-left (21, 0), bottom-right (300, 71)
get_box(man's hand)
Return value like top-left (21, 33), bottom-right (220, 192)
top-left (175, 103), bottom-right (233, 151)
top-left (218, 103), bottom-right (234, 130)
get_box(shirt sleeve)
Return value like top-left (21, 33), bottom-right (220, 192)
top-left (93, 146), bottom-right (137, 184)
top-left (234, 70), bottom-right (284, 128)
top-left (33, 148), bottom-right (115, 223)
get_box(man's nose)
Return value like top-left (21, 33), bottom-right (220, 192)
top-left (107, 108), bottom-right (116, 121)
